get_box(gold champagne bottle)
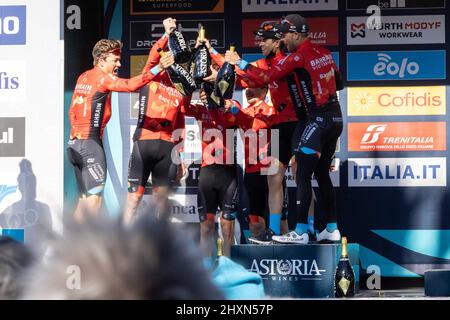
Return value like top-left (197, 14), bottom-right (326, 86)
top-left (157, 48), bottom-right (196, 96)
top-left (193, 25), bottom-right (211, 83)
top-left (334, 237), bottom-right (355, 297)
top-left (214, 43), bottom-right (236, 99)
top-left (213, 237), bottom-right (224, 269)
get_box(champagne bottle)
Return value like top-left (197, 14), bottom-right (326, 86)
top-left (158, 48), bottom-right (197, 96)
top-left (213, 237), bottom-right (224, 269)
top-left (201, 82), bottom-right (222, 110)
top-left (168, 28), bottom-right (192, 64)
top-left (334, 237), bottom-right (355, 298)
top-left (192, 25), bottom-right (212, 84)
top-left (214, 44), bottom-right (236, 100)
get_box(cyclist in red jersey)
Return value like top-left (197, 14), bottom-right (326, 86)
top-left (67, 27), bottom-right (175, 222)
top-left (182, 94), bottom-right (240, 258)
top-left (203, 25), bottom-right (305, 244)
top-left (234, 87), bottom-right (279, 238)
top-left (123, 18), bottom-right (194, 225)
top-left (225, 14), bottom-right (344, 244)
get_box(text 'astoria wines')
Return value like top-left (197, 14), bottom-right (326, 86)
top-left (158, 48), bottom-right (196, 96)
top-left (193, 25), bottom-right (211, 84)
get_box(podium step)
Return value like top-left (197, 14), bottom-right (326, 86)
top-left (231, 243), bottom-right (359, 298)
top-left (425, 269), bottom-right (450, 297)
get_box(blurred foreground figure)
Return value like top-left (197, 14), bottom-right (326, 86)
top-left (22, 215), bottom-right (223, 299)
top-left (0, 236), bottom-right (34, 300)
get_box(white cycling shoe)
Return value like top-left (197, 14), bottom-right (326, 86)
top-left (317, 228), bottom-right (341, 243)
top-left (272, 231), bottom-right (309, 244)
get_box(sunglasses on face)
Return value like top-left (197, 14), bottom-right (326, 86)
top-left (262, 23), bottom-right (275, 31)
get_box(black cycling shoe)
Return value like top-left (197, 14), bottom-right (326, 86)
top-left (248, 228), bottom-right (275, 245)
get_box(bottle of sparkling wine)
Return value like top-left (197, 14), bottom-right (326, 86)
top-left (201, 82), bottom-right (222, 110)
top-left (158, 48), bottom-right (197, 96)
top-left (168, 28), bottom-right (192, 64)
top-left (334, 237), bottom-right (355, 298)
top-left (192, 25), bottom-right (211, 84)
top-left (214, 44), bottom-right (236, 99)
top-left (213, 237), bottom-right (224, 270)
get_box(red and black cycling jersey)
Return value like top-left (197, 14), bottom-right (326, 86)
top-left (69, 66), bottom-right (156, 140)
top-left (133, 35), bottom-right (191, 142)
top-left (240, 39), bottom-right (342, 112)
top-left (234, 99), bottom-right (278, 173)
top-left (210, 49), bottom-right (298, 124)
top-left (182, 100), bottom-right (239, 167)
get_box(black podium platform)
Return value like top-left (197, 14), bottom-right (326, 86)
top-left (231, 243), bottom-right (359, 298)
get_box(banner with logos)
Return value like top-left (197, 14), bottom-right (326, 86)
top-left (347, 50), bottom-right (446, 81)
top-left (346, 0), bottom-right (446, 10)
top-left (129, 19), bottom-right (225, 51)
top-left (347, 86), bottom-right (446, 116)
top-left (59, 0), bottom-right (450, 279)
top-left (241, 17), bottom-right (339, 48)
top-left (348, 157), bottom-right (447, 187)
top-left (347, 15), bottom-right (445, 45)
top-left (130, 0), bottom-right (225, 15)
top-left (241, 0), bottom-right (338, 12)
top-left (1, 0), bottom-right (63, 247)
top-left (348, 122), bottom-right (446, 152)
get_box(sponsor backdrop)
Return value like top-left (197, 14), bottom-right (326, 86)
top-left (1, 0), bottom-right (63, 247)
top-left (62, 0), bottom-right (450, 278)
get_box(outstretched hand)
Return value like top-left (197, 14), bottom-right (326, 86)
top-left (159, 52), bottom-right (175, 69)
top-left (225, 50), bottom-right (241, 65)
top-left (195, 37), bottom-right (212, 49)
top-left (203, 65), bottom-right (218, 83)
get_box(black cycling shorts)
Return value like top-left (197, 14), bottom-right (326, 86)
top-left (297, 103), bottom-right (343, 155)
top-left (197, 164), bottom-right (238, 222)
top-left (244, 172), bottom-right (268, 219)
top-left (242, 172), bottom-right (288, 221)
top-left (268, 121), bottom-right (301, 166)
top-left (128, 139), bottom-right (175, 191)
top-left (67, 139), bottom-right (106, 197)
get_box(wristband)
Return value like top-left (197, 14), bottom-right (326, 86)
top-left (150, 64), bottom-right (162, 76)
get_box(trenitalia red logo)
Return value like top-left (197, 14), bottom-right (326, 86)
top-left (348, 122), bottom-right (446, 151)
top-left (360, 124), bottom-right (386, 144)
top-left (242, 17), bottom-right (338, 48)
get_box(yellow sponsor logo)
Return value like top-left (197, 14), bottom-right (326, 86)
top-left (130, 55), bottom-right (148, 77)
top-left (348, 86), bottom-right (446, 116)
